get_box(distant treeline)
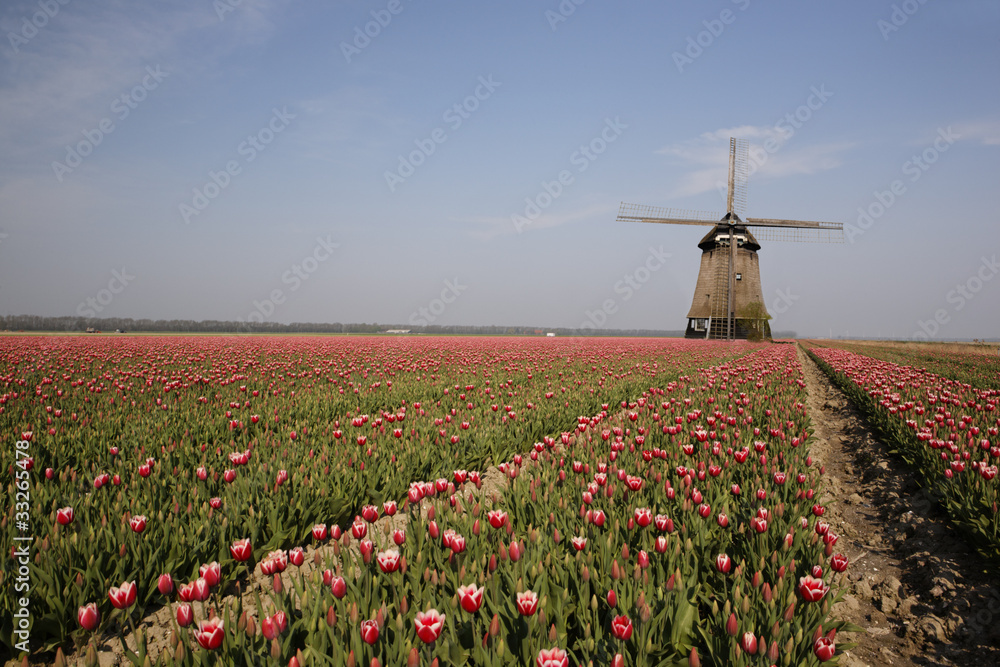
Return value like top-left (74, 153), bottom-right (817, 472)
top-left (0, 314), bottom-right (774, 338)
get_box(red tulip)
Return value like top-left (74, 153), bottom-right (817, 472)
top-left (360, 619), bottom-right (379, 645)
top-left (611, 614), bottom-right (633, 640)
top-left (516, 590), bottom-right (538, 616)
top-left (361, 505), bottom-right (379, 523)
top-left (230, 538), bottom-right (252, 562)
top-left (377, 549), bottom-right (401, 574)
top-left (607, 589), bottom-right (617, 607)
top-left (262, 611), bottom-right (288, 640)
top-left (716, 553), bottom-right (732, 574)
top-left (633, 507), bottom-right (652, 528)
top-left (814, 636), bottom-right (836, 661)
top-left (289, 547), bottom-right (305, 567)
top-left (571, 536), bottom-right (587, 551)
top-left (351, 517), bottom-right (368, 540)
top-left (536, 647), bottom-right (569, 667)
top-left (223, 469), bottom-right (236, 483)
top-left (414, 609), bottom-right (445, 643)
top-left (457, 583), bottom-right (484, 613)
top-left (199, 562), bottom-right (221, 587)
top-left (176, 603), bottom-right (193, 627)
top-left (56, 507), bottom-right (74, 525)
top-left (393, 529), bottom-right (406, 546)
top-left (196, 466), bottom-right (208, 481)
top-left (210, 497), bottom-right (222, 509)
top-left (312, 523), bottom-right (328, 541)
top-left (191, 577), bottom-right (211, 601)
top-left (830, 553), bottom-right (849, 573)
top-left (129, 515), bottom-right (147, 533)
top-left (195, 617), bottom-right (225, 650)
top-left (138, 464), bottom-right (151, 478)
top-left (798, 575), bottom-right (829, 602)
top-left (77, 603), bottom-right (100, 630)
top-left (741, 632), bottom-right (758, 654)
top-left (359, 539), bottom-right (374, 564)
top-left (331, 576), bottom-right (347, 599)
top-left (450, 533), bottom-right (466, 554)
top-left (108, 581), bottom-right (137, 609)
top-left (382, 500), bottom-right (397, 516)
top-left (157, 573), bottom-right (174, 595)
top-left (487, 510), bottom-right (508, 529)
top-left (637, 550), bottom-right (650, 569)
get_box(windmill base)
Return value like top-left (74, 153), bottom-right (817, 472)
top-left (684, 318), bottom-right (771, 341)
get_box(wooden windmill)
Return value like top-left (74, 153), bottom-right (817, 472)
top-left (618, 138), bottom-right (843, 340)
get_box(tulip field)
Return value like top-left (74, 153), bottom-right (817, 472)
top-left (2, 335), bottom-right (863, 666)
top-left (805, 344), bottom-right (1000, 562)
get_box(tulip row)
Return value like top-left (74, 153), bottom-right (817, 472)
top-left (807, 345), bottom-right (1000, 562)
top-left (810, 340), bottom-right (1000, 391)
top-left (1, 335), bottom-right (754, 657)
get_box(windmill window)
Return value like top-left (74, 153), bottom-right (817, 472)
top-left (694, 319), bottom-right (707, 331)
top-left (736, 273), bottom-right (742, 281)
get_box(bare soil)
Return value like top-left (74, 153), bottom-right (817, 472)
top-left (797, 344), bottom-right (1000, 666)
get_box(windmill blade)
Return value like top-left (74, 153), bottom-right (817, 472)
top-left (730, 138), bottom-right (749, 218)
top-left (744, 217), bottom-right (842, 229)
top-left (748, 223), bottom-right (843, 244)
top-left (617, 202), bottom-right (722, 227)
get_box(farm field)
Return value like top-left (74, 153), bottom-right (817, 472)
top-left (2, 335), bottom-right (998, 666)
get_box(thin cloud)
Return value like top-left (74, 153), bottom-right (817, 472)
top-left (459, 202), bottom-right (615, 241)
top-left (656, 126), bottom-right (851, 200)
top-left (953, 119), bottom-right (1000, 146)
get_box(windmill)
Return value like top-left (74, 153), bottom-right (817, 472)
top-left (617, 137), bottom-right (843, 340)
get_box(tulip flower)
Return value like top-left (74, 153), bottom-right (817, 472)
top-left (230, 538), bottom-right (253, 562)
top-left (830, 553), bottom-right (849, 573)
top-left (262, 611), bottom-right (288, 640)
top-left (312, 523), bottom-right (328, 541)
top-left (814, 636), bottom-right (836, 661)
top-left (77, 603), bottom-right (100, 631)
top-left (377, 549), bottom-right (401, 574)
top-left (634, 507), bottom-right (652, 528)
top-left (487, 510), bottom-right (508, 529)
top-left (210, 497), bottom-right (222, 509)
top-left (199, 562), bottom-right (221, 587)
top-left (393, 529), bottom-right (406, 546)
top-left (611, 614), bottom-right (633, 640)
top-left (331, 576), bottom-right (347, 599)
top-left (798, 575), bottom-right (829, 602)
top-left (571, 536), bottom-right (587, 551)
top-left (741, 632), bottom-right (758, 654)
top-left (128, 515), bottom-right (147, 533)
top-left (536, 647), bottom-right (569, 667)
top-left (56, 507), bottom-right (74, 526)
top-left (457, 583), bottom-right (484, 613)
top-left (176, 603), bottom-right (193, 627)
top-left (108, 581), bottom-right (137, 609)
top-left (289, 547), bottom-right (304, 567)
top-left (195, 617), bottom-right (225, 650)
top-left (516, 590), bottom-right (538, 616)
top-left (414, 609), bottom-right (445, 643)
top-left (715, 553), bottom-right (732, 574)
top-left (360, 619), bottom-right (379, 645)
top-left (157, 573), bottom-right (174, 595)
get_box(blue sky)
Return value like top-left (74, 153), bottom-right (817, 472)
top-left (1, 0), bottom-right (998, 339)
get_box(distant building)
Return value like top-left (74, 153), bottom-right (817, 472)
top-left (546, 332), bottom-right (556, 337)
top-left (383, 329), bottom-right (411, 334)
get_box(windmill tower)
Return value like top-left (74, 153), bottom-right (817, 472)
top-left (618, 138), bottom-right (843, 340)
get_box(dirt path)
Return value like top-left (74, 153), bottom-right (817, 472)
top-left (797, 344), bottom-right (1000, 667)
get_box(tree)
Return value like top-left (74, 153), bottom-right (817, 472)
top-left (739, 301), bottom-right (772, 342)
